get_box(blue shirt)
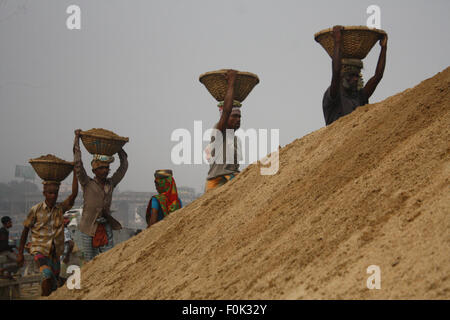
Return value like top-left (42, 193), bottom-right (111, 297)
top-left (151, 197), bottom-right (182, 222)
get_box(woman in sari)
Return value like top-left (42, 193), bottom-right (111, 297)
top-left (146, 170), bottom-right (182, 227)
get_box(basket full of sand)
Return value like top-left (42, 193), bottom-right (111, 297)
top-left (80, 128), bottom-right (129, 156)
top-left (314, 26), bottom-right (386, 59)
top-left (29, 154), bottom-right (74, 182)
top-left (199, 69), bottom-right (259, 103)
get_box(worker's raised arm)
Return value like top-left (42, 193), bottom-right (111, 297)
top-left (330, 25), bottom-right (343, 99)
top-left (364, 34), bottom-right (387, 99)
top-left (62, 171), bottom-right (78, 212)
top-left (73, 129), bottom-right (89, 187)
top-left (111, 148), bottom-right (128, 188)
top-left (215, 69), bottom-right (237, 132)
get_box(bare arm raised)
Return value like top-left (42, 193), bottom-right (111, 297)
top-left (330, 25), bottom-right (344, 99)
top-left (111, 148), bottom-right (128, 188)
top-left (61, 171), bottom-right (78, 212)
top-left (73, 129), bottom-right (90, 187)
top-left (363, 34), bottom-right (387, 99)
top-left (215, 69), bottom-right (237, 132)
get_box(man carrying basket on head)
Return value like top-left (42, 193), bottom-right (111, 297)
top-left (322, 25), bottom-right (387, 125)
top-left (205, 69), bottom-right (243, 191)
top-left (73, 129), bottom-right (128, 261)
top-left (17, 173), bottom-right (78, 296)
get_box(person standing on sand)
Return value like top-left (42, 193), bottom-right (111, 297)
top-left (16, 175), bottom-right (78, 296)
top-left (205, 69), bottom-right (243, 191)
top-left (73, 129), bottom-right (128, 261)
top-left (322, 25), bottom-right (387, 125)
top-left (145, 170), bottom-right (182, 228)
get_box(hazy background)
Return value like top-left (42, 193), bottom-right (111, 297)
top-left (1, 0), bottom-right (449, 193)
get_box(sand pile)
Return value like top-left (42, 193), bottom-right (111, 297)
top-left (51, 67), bottom-right (449, 299)
top-left (81, 128), bottom-right (129, 141)
top-left (30, 154), bottom-right (72, 164)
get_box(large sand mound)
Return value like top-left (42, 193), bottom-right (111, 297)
top-left (51, 67), bottom-right (450, 299)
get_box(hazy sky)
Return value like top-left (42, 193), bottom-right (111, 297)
top-left (1, 0), bottom-right (449, 193)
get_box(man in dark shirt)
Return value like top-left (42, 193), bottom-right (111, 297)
top-left (0, 216), bottom-right (19, 278)
top-left (322, 25), bottom-right (387, 125)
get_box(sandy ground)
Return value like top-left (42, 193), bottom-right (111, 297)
top-left (50, 67), bottom-right (449, 299)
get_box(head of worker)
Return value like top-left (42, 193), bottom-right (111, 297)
top-left (91, 154), bottom-right (114, 180)
top-left (219, 100), bottom-right (241, 131)
top-left (341, 58), bottom-right (363, 93)
top-left (42, 181), bottom-right (60, 208)
top-left (154, 170), bottom-right (173, 194)
top-left (1, 216), bottom-right (12, 229)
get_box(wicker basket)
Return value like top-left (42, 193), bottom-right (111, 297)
top-left (29, 155), bottom-right (74, 182)
top-left (80, 129), bottom-right (129, 156)
top-left (314, 26), bottom-right (386, 59)
top-left (199, 69), bottom-right (259, 103)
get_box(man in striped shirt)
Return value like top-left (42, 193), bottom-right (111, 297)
top-left (17, 174), bottom-right (78, 296)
